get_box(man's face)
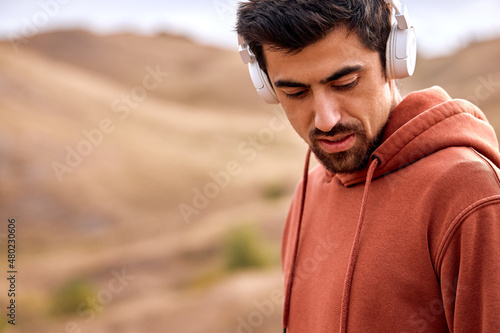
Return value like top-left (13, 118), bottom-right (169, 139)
top-left (264, 27), bottom-right (400, 174)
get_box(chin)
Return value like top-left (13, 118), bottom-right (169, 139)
top-left (312, 148), bottom-right (372, 174)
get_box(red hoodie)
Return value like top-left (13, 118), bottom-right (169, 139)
top-left (281, 86), bottom-right (500, 332)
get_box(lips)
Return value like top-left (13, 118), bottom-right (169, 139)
top-left (317, 134), bottom-right (356, 154)
top-left (327, 134), bottom-right (352, 143)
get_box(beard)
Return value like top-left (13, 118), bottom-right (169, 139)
top-left (309, 121), bottom-right (386, 174)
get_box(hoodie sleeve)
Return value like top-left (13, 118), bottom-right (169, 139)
top-left (439, 197), bottom-right (500, 332)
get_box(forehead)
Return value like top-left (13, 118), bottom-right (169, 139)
top-left (264, 27), bottom-right (379, 83)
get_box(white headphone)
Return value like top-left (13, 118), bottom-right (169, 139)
top-left (238, 0), bottom-right (417, 104)
top-left (385, 0), bottom-right (417, 80)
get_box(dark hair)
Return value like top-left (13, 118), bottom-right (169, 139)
top-left (236, 0), bottom-right (392, 76)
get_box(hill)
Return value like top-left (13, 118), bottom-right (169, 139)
top-left (20, 29), bottom-right (270, 112)
top-left (0, 30), bottom-right (304, 333)
top-left (402, 36), bottom-right (500, 133)
top-left (0, 30), bottom-right (499, 332)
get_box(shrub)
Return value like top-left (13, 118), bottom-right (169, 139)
top-left (224, 224), bottom-right (274, 271)
top-left (0, 316), bottom-right (7, 331)
top-left (51, 278), bottom-right (96, 317)
top-left (262, 182), bottom-right (288, 201)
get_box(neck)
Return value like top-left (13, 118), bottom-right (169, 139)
top-left (390, 79), bottom-right (403, 110)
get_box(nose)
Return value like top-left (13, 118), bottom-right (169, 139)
top-left (313, 93), bottom-right (341, 133)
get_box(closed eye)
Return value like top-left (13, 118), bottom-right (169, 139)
top-left (333, 78), bottom-right (359, 91)
top-left (283, 89), bottom-right (308, 100)
top-left (281, 77), bottom-right (359, 100)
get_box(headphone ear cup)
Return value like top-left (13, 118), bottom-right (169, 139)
top-left (248, 61), bottom-right (280, 104)
top-left (386, 22), bottom-right (417, 79)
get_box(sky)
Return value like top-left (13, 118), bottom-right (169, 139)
top-left (0, 0), bottom-right (500, 58)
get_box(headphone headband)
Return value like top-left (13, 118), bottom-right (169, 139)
top-left (385, 0), bottom-right (410, 29)
top-left (238, 35), bottom-right (253, 64)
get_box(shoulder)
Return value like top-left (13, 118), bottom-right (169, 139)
top-left (391, 146), bottom-right (500, 264)
top-left (420, 146), bottom-right (500, 195)
top-left (423, 146), bottom-right (500, 268)
top-left (419, 146), bottom-right (500, 226)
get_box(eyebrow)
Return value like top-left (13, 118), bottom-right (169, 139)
top-left (274, 65), bottom-right (364, 88)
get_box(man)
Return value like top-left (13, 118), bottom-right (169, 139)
top-left (236, 1), bottom-right (500, 332)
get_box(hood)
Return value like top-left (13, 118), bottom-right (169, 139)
top-left (332, 86), bottom-right (500, 187)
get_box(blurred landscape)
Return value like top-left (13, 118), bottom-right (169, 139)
top-left (0, 30), bottom-right (499, 332)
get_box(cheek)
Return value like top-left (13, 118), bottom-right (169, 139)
top-left (364, 86), bottom-right (392, 137)
top-left (282, 104), bottom-right (313, 143)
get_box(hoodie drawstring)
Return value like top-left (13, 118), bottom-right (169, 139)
top-left (283, 152), bottom-right (380, 333)
top-left (340, 156), bottom-right (380, 333)
top-left (283, 148), bottom-right (311, 332)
